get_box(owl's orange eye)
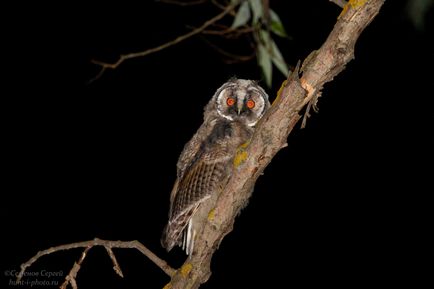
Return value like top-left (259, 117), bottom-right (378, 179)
top-left (226, 97), bottom-right (236, 106)
top-left (246, 99), bottom-right (255, 109)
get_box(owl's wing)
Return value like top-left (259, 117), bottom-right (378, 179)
top-left (161, 147), bottom-right (230, 252)
top-left (176, 120), bottom-right (215, 178)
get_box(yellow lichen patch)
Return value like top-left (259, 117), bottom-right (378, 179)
top-left (233, 141), bottom-right (250, 167)
top-left (239, 141), bottom-right (250, 149)
top-left (339, 0), bottom-right (367, 18)
top-left (272, 80), bottom-right (287, 106)
top-left (233, 150), bottom-right (248, 167)
top-left (349, 0), bottom-right (367, 8)
top-left (162, 282), bottom-right (172, 289)
top-left (208, 208), bottom-right (215, 221)
top-left (180, 263), bottom-right (193, 277)
top-left (339, 3), bottom-right (349, 18)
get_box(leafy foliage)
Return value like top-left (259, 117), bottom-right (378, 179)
top-left (231, 0), bottom-right (290, 87)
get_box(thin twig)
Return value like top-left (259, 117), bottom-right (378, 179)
top-left (60, 247), bottom-right (90, 289)
top-left (87, 66), bottom-right (107, 84)
top-left (90, 0), bottom-right (240, 82)
top-left (105, 247), bottom-right (124, 278)
top-left (17, 238), bottom-right (175, 283)
top-left (202, 26), bottom-right (255, 36)
top-left (329, 0), bottom-right (348, 8)
top-left (211, 0), bottom-right (238, 16)
top-left (209, 22), bottom-right (232, 30)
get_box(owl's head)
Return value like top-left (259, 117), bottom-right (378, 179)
top-left (210, 79), bottom-right (270, 126)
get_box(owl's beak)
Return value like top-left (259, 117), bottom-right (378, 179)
top-left (237, 107), bottom-right (242, 115)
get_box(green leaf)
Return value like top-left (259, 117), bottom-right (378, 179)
top-left (259, 28), bottom-right (270, 44)
top-left (231, 1), bottom-right (251, 28)
top-left (270, 40), bottom-right (289, 76)
top-left (269, 9), bottom-right (288, 38)
top-left (257, 43), bottom-right (272, 87)
top-left (249, 0), bottom-right (263, 24)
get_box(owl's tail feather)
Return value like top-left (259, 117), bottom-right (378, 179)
top-left (161, 221), bottom-right (194, 255)
top-left (161, 205), bottom-right (200, 254)
top-left (184, 218), bottom-right (195, 255)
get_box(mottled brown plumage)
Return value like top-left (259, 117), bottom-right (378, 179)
top-left (161, 79), bottom-right (270, 254)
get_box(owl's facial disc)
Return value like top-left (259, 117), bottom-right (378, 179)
top-left (216, 80), bottom-right (268, 126)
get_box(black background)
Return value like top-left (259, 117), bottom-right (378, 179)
top-left (2, 0), bottom-right (433, 288)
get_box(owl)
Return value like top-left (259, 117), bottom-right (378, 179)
top-left (161, 78), bottom-right (270, 254)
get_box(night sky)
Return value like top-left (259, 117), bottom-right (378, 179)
top-left (3, 1), bottom-right (433, 288)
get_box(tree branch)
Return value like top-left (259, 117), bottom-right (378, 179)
top-left (17, 238), bottom-right (175, 285)
top-left (164, 1), bottom-right (385, 288)
top-left (60, 247), bottom-right (90, 289)
top-left (89, 0), bottom-right (241, 82)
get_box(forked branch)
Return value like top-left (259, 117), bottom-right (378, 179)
top-left (17, 238), bottom-right (175, 287)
